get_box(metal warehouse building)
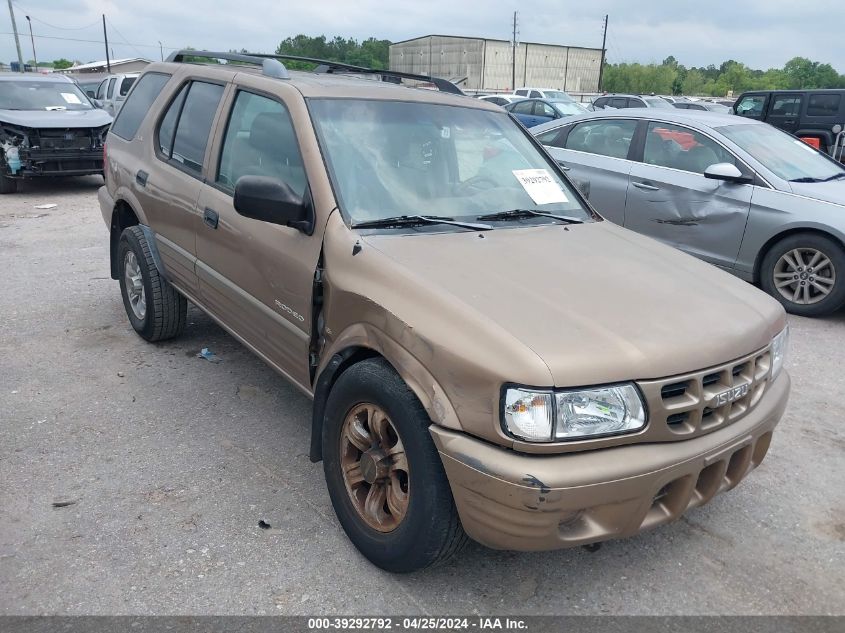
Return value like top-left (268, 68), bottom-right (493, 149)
top-left (389, 34), bottom-right (602, 93)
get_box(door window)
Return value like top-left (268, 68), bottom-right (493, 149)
top-left (629, 98), bottom-right (647, 107)
top-left (807, 94), bottom-right (841, 116)
top-left (529, 90), bottom-right (542, 98)
top-left (610, 97), bottom-right (628, 109)
top-left (564, 119), bottom-right (637, 159)
top-left (643, 122), bottom-right (735, 174)
top-left (735, 95), bottom-right (766, 118)
top-left (593, 97), bottom-right (609, 109)
top-left (515, 90), bottom-right (528, 97)
top-left (535, 102), bottom-right (557, 117)
top-left (159, 81), bottom-right (224, 174)
top-left (96, 79), bottom-right (108, 100)
top-left (106, 78), bottom-right (116, 99)
top-left (119, 77), bottom-right (137, 96)
top-left (770, 95), bottom-right (802, 117)
top-left (110, 72), bottom-right (171, 140)
top-left (510, 100), bottom-right (534, 115)
top-left (216, 91), bottom-right (306, 195)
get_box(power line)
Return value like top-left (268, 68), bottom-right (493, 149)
top-left (10, 1), bottom-right (99, 30)
top-left (106, 16), bottom-right (147, 60)
top-left (0, 30), bottom-right (180, 50)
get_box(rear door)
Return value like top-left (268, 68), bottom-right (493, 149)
top-left (194, 84), bottom-right (321, 389)
top-left (767, 93), bottom-right (803, 134)
top-left (509, 100), bottom-right (538, 127)
top-left (624, 120), bottom-right (753, 268)
top-left (541, 118), bottom-right (638, 224)
top-left (531, 101), bottom-right (558, 127)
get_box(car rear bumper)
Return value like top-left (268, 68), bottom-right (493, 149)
top-left (430, 371), bottom-right (789, 551)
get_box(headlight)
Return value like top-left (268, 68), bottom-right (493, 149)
top-left (771, 327), bottom-right (789, 379)
top-left (503, 383), bottom-right (646, 442)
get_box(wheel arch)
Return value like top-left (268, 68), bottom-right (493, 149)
top-left (109, 199), bottom-right (140, 279)
top-left (754, 226), bottom-right (845, 283)
top-left (309, 326), bottom-right (462, 463)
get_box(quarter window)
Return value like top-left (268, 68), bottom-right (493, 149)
top-left (157, 84), bottom-right (188, 157)
top-left (535, 127), bottom-right (566, 147)
top-left (807, 94), bottom-right (841, 116)
top-left (111, 72), bottom-right (170, 141)
top-left (564, 119), bottom-right (637, 159)
top-left (643, 122), bottom-right (735, 174)
top-left (216, 91), bottom-right (306, 196)
top-left (160, 81), bottom-right (224, 174)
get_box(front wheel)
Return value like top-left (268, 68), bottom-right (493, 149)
top-left (322, 359), bottom-right (467, 572)
top-left (760, 233), bottom-right (845, 317)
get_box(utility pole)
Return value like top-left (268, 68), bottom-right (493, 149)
top-left (511, 11), bottom-right (518, 90)
top-left (25, 15), bottom-right (36, 68)
top-left (158, 41), bottom-right (163, 61)
top-left (102, 14), bottom-right (111, 72)
top-left (6, 0), bottom-right (25, 72)
top-left (598, 14), bottom-right (608, 92)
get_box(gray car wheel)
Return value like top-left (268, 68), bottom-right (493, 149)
top-left (761, 233), bottom-right (845, 317)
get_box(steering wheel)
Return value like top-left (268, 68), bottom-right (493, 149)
top-left (455, 174), bottom-right (501, 195)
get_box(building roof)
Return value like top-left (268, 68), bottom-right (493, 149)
top-left (66, 58), bottom-right (151, 71)
top-left (390, 34), bottom-right (601, 52)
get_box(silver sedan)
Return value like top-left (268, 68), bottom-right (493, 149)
top-left (532, 109), bottom-right (845, 316)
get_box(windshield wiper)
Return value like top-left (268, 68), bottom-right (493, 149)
top-left (820, 173), bottom-right (845, 182)
top-left (476, 209), bottom-right (585, 224)
top-left (352, 214), bottom-right (493, 231)
top-left (789, 177), bottom-right (823, 183)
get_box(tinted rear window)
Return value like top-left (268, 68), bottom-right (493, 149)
top-left (807, 94), bottom-right (841, 116)
top-left (111, 72), bottom-right (170, 140)
top-left (170, 82), bottom-right (224, 173)
top-left (119, 77), bottom-right (137, 97)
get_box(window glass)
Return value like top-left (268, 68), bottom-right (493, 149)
top-left (535, 102), bottom-right (556, 117)
top-left (119, 77), bottom-right (137, 97)
top-left (515, 90), bottom-right (528, 96)
top-left (309, 99), bottom-right (592, 224)
top-left (529, 90), bottom-right (542, 98)
top-left (217, 91), bottom-right (306, 195)
top-left (564, 119), bottom-right (637, 159)
top-left (0, 80), bottom-right (92, 111)
top-left (644, 97), bottom-right (674, 109)
top-left (170, 81), bottom-right (224, 173)
top-left (643, 122), bottom-right (735, 173)
top-left (106, 78), bottom-right (116, 99)
top-left (157, 84), bottom-right (188, 157)
top-left (486, 96), bottom-right (506, 106)
top-left (594, 97), bottom-right (608, 108)
top-left (735, 95), bottom-right (766, 118)
top-left (610, 97), bottom-right (628, 109)
top-left (111, 72), bottom-right (170, 140)
top-left (511, 101), bottom-right (534, 115)
top-left (807, 94), bottom-right (841, 116)
top-left (536, 127), bottom-right (567, 148)
top-left (770, 95), bottom-right (802, 117)
top-left (96, 79), bottom-right (108, 100)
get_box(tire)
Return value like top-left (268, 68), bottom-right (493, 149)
top-left (760, 232), bottom-right (845, 317)
top-left (0, 171), bottom-right (18, 194)
top-left (117, 226), bottom-right (187, 341)
top-left (322, 358), bottom-right (468, 572)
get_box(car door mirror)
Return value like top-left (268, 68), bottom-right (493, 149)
top-left (704, 163), bottom-right (751, 184)
top-left (233, 175), bottom-right (313, 234)
top-left (92, 99), bottom-right (104, 108)
top-left (86, 90), bottom-right (96, 98)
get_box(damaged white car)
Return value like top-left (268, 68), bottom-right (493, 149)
top-left (1, 73), bottom-right (112, 194)
top-left (532, 109), bottom-right (845, 317)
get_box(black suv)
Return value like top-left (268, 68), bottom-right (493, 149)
top-left (733, 89), bottom-right (845, 160)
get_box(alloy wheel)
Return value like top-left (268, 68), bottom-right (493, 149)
top-left (123, 251), bottom-right (146, 320)
top-left (773, 247), bottom-right (836, 306)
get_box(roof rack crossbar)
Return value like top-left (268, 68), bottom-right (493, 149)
top-left (245, 53), bottom-right (464, 95)
top-left (165, 50), bottom-right (289, 80)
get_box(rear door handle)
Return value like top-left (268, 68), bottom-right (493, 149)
top-left (203, 207), bottom-right (219, 229)
top-left (135, 170), bottom-right (148, 187)
top-left (556, 161), bottom-right (570, 171)
top-left (632, 181), bottom-right (660, 191)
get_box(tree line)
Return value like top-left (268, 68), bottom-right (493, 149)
top-left (602, 56), bottom-right (845, 97)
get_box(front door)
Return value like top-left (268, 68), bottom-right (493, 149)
top-left (767, 93), bottom-right (804, 134)
top-left (624, 121), bottom-right (752, 268)
top-left (194, 87), bottom-right (322, 390)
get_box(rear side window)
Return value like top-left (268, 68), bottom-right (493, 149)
top-left (593, 97), bottom-right (608, 108)
top-left (770, 95), bottom-right (802, 117)
top-left (565, 119), bottom-right (637, 159)
top-left (807, 94), bottom-right (841, 116)
top-left (119, 77), bottom-right (136, 97)
top-left (535, 127), bottom-right (567, 148)
top-left (529, 90), bottom-right (542, 98)
top-left (111, 72), bottom-right (170, 140)
top-left (515, 90), bottom-right (528, 97)
top-left (511, 101), bottom-right (534, 115)
top-left (610, 97), bottom-right (628, 109)
top-left (216, 91), bottom-right (306, 195)
top-left (162, 81), bottom-right (225, 173)
top-left (157, 84), bottom-right (189, 156)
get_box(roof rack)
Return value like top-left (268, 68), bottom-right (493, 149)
top-left (165, 50), bottom-right (289, 79)
top-left (245, 53), bottom-right (464, 95)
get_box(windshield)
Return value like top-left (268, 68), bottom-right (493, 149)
top-left (309, 99), bottom-right (592, 226)
top-left (551, 101), bottom-right (588, 116)
top-left (0, 80), bottom-right (92, 111)
top-left (544, 91), bottom-right (572, 101)
top-left (718, 123), bottom-right (845, 182)
top-left (644, 97), bottom-right (675, 109)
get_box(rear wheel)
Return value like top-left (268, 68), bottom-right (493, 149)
top-left (117, 226), bottom-right (187, 341)
top-left (760, 233), bottom-right (845, 317)
top-left (0, 171), bottom-right (18, 194)
top-left (322, 359), bottom-right (467, 572)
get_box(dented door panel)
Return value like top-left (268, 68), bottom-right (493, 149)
top-left (623, 163), bottom-right (752, 268)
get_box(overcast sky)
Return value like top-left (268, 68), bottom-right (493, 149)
top-left (3, 0), bottom-right (843, 72)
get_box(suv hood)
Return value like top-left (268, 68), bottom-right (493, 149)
top-left (362, 221), bottom-right (785, 386)
top-left (0, 108), bottom-right (112, 128)
top-left (788, 178), bottom-right (845, 207)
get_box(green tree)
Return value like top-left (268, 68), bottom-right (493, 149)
top-left (52, 58), bottom-right (73, 69)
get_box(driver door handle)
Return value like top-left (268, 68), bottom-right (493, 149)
top-left (557, 161), bottom-right (570, 171)
top-left (632, 181), bottom-right (660, 191)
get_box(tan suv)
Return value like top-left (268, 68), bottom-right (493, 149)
top-left (99, 51), bottom-right (791, 572)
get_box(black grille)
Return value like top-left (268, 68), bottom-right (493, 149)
top-left (667, 412), bottom-right (689, 425)
top-left (702, 372), bottom-right (721, 387)
top-left (661, 381), bottom-right (689, 399)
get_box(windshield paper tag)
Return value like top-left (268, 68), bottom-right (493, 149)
top-left (512, 169), bottom-right (568, 205)
top-left (61, 92), bottom-right (82, 104)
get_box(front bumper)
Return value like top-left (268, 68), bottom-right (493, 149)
top-left (9, 148), bottom-right (104, 177)
top-left (431, 371), bottom-right (789, 551)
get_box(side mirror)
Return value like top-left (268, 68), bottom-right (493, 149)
top-left (704, 163), bottom-right (751, 184)
top-left (92, 99), bottom-right (104, 108)
top-left (86, 90), bottom-right (96, 98)
top-left (834, 124), bottom-right (843, 135)
top-left (233, 175), bottom-right (313, 234)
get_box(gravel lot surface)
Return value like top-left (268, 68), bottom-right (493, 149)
top-left (1, 177), bottom-right (843, 615)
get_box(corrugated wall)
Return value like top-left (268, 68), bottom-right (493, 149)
top-left (390, 36), bottom-right (601, 93)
